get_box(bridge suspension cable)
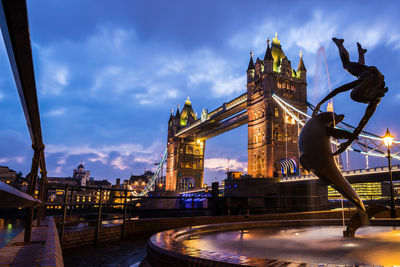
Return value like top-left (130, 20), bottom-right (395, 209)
top-left (272, 93), bottom-right (400, 161)
top-left (130, 148), bottom-right (167, 196)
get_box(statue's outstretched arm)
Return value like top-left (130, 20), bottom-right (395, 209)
top-left (333, 99), bottom-right (380, 156)
top-left (312, 80), bottom-right (361, 116)
top-left (327, 127), bottom-right (354, 140)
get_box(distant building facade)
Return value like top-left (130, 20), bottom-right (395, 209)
top-left (0, 166), bottom-right (16, 184)
top-left (72, 163), bottom-right (90, 186)
top-left (130, 170), bottom-right (153, 193)
top-left (227, 171), bottom-right (243, 179)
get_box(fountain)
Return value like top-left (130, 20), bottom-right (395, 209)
top-left (147, 220), bottom-right (400, 266)
top-left (145, 38), bottom-right (397, 266)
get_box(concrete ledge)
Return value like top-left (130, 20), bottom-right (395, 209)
top-left (0, 217), bottom-right (64, 267)
top-left (40, 217), bottom-right (64, 266)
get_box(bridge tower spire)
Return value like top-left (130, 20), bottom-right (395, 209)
top-left (247, 50), bottom-right (255, 83)
top-left (297, 50), bottom-right (307, 81)
top-left (264, 38), bottom-right (273, 73)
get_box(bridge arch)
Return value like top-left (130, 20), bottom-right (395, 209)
top-left (179, 177), bottom-right (195, 191)
top-left (277, 158), bottom-right (298, 176)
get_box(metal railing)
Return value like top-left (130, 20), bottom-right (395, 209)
top-left (44, 184), bottom-right (400, 243)
top-left (0, 0), bottom-right (49, 243)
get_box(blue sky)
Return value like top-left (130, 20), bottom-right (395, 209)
top-left (1, 0), bottom-right (399, 184)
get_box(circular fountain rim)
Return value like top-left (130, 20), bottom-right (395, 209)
top-left (147, 219), bottom-right (345, 266)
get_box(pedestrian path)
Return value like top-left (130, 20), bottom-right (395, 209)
top-left (63, 239), bottom-right (147, 267)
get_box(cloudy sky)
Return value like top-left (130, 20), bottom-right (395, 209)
top-left (1, 0), bottom-right (399, 184)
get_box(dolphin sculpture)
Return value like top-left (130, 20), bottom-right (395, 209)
top-left (299, 112), bottom-right (366, 215)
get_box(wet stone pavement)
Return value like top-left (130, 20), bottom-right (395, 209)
top-left (63, 239), bottom-right (148, 267)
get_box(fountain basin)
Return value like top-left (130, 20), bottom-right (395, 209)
top-left (147, 219), bottom-right (400, 266)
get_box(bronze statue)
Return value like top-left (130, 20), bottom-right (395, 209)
top-left (312, 38), bottom-right (388, 155)
top-left (300, 38), bottom-right (391, 235)
top-left (299, 112), bottom-right (367, 216)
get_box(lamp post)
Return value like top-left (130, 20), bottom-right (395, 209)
top-left (383, 128), bottom-right (396, 218)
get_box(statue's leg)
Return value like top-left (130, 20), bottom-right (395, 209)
top-left (332, 38), bottom-right (368, 77)
top-left (357, 42), bottom-right (367, 65)
top-left (332, 38), bottom-right (350, 68)
top-left (312, 80), bottom-right (360, 116)
top-left (345, 62), bottom-right (370, 78)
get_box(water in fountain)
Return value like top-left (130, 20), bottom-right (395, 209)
top-left (181, 226), bottom-right (400, 265)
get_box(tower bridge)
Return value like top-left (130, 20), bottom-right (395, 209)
top-left (167, 34), bottom-right (307, 191)
top-left (166, 34), bottom-right (400, 193)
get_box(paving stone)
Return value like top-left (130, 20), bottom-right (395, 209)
top-left (63, 239), bottom-right (147, 267)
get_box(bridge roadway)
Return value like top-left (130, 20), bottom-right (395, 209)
top-left (180, 165), bottom-right (400, 196)
top-left (175, 93), bottom-right (247, 139)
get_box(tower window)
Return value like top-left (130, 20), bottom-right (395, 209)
top-left (275, 108), bottom-right (279, 118)
top-left (186, 146), bottom-right (193, 154)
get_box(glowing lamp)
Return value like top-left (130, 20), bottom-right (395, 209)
top-left (383, 128), bottom-right (394, 147)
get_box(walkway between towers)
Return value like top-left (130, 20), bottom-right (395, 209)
top-left (175, 91), bottom-right (400, 163)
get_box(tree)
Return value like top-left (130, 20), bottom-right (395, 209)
top-left (16, 171), bottom-right (23, 179)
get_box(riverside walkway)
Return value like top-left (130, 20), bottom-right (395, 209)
top-left (63, 239), bottom-right (147, 267)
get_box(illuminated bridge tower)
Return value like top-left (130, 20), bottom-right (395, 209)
top-left (247, 34), bottom-right (307, 178)
top-left (166, 98), bottom-right (205, 191)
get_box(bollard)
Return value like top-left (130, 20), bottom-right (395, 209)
top-left (211, 182), bottom-right (219, 216)
top-left (68, 188), bottom-right (74, 216)
top-left (246, 197), bottom-right (250, 217)
top-left (191, 196), bottom-right (195, 217)
top-left (227, 197), bottom-right (231, 216)
top-left (122, 190), bottom-right (128, 239)
top-left (95, 189), bottom-right (103, 245)
top-left (60, 187), bottom-right (69, 244)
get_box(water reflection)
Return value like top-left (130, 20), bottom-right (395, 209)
top-left (181, 226), bottom-right (400, 265)
top-left (0, 219), bottom-right (24, 248)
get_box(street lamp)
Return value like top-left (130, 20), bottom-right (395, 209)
top-left (383, 128), bottom-right (396, 218)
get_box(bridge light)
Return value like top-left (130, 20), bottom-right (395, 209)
top-left (197, 139), bottom-right (202, 145)
top-left (383, 128), bottom-right (394, 147)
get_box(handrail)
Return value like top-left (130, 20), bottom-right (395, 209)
top-left (0, 181), bottom-right (42, 207)
top-left (0, 0), bottom-right (48, 242)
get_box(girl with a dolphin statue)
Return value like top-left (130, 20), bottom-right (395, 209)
top-left (299, 38), bottom-right (389, 236)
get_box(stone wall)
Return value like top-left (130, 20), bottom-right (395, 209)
top-left (61, 225), bottom-right (122, 250)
